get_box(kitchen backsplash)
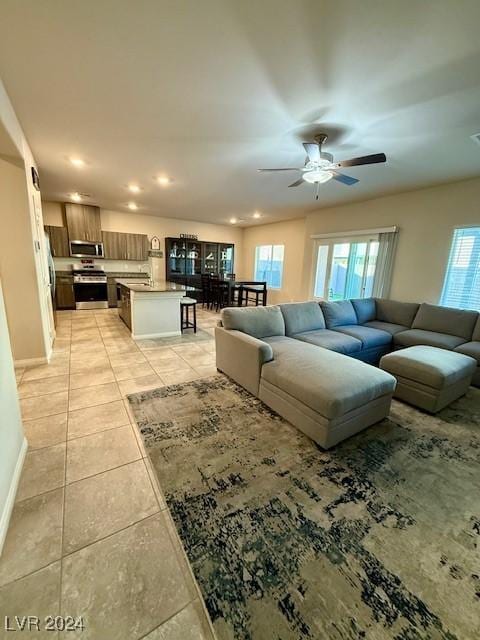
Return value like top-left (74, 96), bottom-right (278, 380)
top-left (53, 257), bottom-right (149, 273)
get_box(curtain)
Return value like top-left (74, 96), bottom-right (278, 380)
top-left (372, 231), bottom-right (398, 298)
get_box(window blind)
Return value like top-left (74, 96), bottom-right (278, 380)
top-left (440, 227), bottom-right (480, 311)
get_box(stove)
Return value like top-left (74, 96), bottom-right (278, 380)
top-left (72, 262), bottom-right (108, 309)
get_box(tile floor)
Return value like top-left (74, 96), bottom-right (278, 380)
top-left (0, 306), bottom-right (220, 639)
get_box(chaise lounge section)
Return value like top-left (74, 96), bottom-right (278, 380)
top-left (216, 305), bottom-right (397, 449)
top-left (215, 297), bottom-right (480, 447)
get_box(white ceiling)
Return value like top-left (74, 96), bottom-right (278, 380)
top-left (0, 0), bottom-right (480, 226)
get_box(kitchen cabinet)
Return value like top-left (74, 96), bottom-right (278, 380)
top-left (102, 230), bottom-right (149, 261)
top-left (118, 284), bottom-right (132, 329)
top-left (55, 276), bottom-right (75, 309)
top-left (107, 283), bottom-right (118, 307)
top-left (102, 231), bottom-right (127, 260)
top-left (45, 225), bottom-right (69, 257)
top-left (126, 233), bottom-right (149, 261)
top-left (65, 204), bottom-right (102, 242)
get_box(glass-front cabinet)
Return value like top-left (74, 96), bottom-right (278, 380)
top-left (203, 243), bottom-right (219, 275)
top-left (165, 238), bottom-right (235, 289)
top-left (219, 244), bottom-right (234, 276)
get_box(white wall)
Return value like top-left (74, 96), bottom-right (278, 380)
top-left (0, 78), bottom-right (53, 364)
top-left (0, 279), bottom-right (26, 553)
top-left (242, 218), bottom-right (306, 305)
top-left (301, 177), bottom-right (480, 304)
top-left (0, 156), bottom-right (48, 361)
top-left (43, 202), bottom-right (245, 278)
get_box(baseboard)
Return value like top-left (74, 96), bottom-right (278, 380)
top-left (132, 330), bottom-right (181, 340)
top-left (0, 437), bottom-right (28, 555)
top-left (13, 355), bottom-right (48, 368)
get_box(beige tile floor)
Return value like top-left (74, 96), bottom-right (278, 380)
top-left (0, 307), bottom-right (220, 640)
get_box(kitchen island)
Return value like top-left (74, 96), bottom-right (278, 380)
top-left (116, 279), bottom-right (194, 339)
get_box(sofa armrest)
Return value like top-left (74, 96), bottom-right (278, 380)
top-left (215, 326), bottom-right (273, 396)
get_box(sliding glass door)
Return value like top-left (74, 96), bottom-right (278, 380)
top-left (313, 236), bottom-right (379, 301)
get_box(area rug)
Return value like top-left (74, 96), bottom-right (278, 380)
top-left (127, 377), bottom-right (480, 640)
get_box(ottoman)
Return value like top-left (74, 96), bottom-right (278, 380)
top-left (379, 345), bottom-right (476, 412)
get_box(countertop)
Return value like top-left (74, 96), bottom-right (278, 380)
top-left (115, 278), bottom-right (196, 293)
top-left (55, 271), bottom-right (149, 278)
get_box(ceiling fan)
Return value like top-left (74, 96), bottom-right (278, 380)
top-left (258, 133), bottom-right (386, 199)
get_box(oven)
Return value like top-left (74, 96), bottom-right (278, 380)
top-left (72, 264), bottom-right (108, 309)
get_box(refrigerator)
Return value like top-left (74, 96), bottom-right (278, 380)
top-left (44, 231), bottom-right (57, 325)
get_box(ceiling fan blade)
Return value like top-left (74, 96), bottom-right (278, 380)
top-left (335, 153), bottom-right (386, 168)
top-left (331, 171), bottom-right (359, 186)
top-left (288, 178), bottom-right (305, 188)
top-left (303, 142), bottom-right (320, 163)
top-left (257, 168), bottom-right (301, 172)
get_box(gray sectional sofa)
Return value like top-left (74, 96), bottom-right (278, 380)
top-left (215, 298), bottom-right (480, 448)
top-left (283, 298), bottom-right (480, 385)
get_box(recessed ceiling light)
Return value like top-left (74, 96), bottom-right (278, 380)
top-left (157, 176), bottom-right (171, 186)
top-left (70, 157), bottom-right (85, 168)
top-left (71, 192), bottom-right (82, 202)
top-left (128, 202), bottom-right (138, 210)
top-left (253, 211), bottom-right (261, 219)
top-left (230, 217), bottom-right (237, 224)
top-left (128, 184), bottom-right (141, 193)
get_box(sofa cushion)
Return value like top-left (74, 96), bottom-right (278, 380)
top-left (221, 305), bottom-right (285, 339)
top-left (380, 345), bottom-right (477, 389)
top-left (293, 329), bottom-right (362, 354)
top-left (470, 315), bottom-right (480, 341)
top-left (363, 320), bottom-right (409, 336)
top-left (261, 339), bottom-right (396, 419)
top-left (454, 341), bottom-right (480, 365)
top-left (351, 298), bottom-right (376, 324)
top-left (332, 325), bottom-right (392, 349)
top-left (412, 303), bottom-right (478, 340)
top-left (394, 329), bottom-right (466, 350)
top-left (375, 299), bottom-right (419, 327)
top-left (279, 301), bottom-right (325, 336)
top-left (320, 300), bottom-right (357, 328)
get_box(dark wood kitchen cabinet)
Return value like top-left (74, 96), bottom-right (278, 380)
top-left (65, 204), bottom-right (102, 242)
top-left (107, 280), bottom-right (118, 307)
top-left (118, 284), bottom-right (132, 329)
top-left (102, 231), bottom-right (127, 260)
top-left (126, 233), bottom-right (149, 261)
top-left (102, 230), bottom-right (149, 261)
top-left (55, 275), bottom-right (75, 309)
top-left (45, 225), bottom-right (69, 257)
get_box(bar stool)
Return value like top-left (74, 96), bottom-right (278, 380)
top-left (180, 297), bottom-right (197, 333)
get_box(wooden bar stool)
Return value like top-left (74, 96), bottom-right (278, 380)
top-left (180, 297), bottom-right (197, 333)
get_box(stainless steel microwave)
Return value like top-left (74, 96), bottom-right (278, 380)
top-left (70, 240), bottom-right (104, 259)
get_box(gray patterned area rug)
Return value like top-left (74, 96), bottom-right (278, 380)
top-left (127, 377), bottom-right (480, 640)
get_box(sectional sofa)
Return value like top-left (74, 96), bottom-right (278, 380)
top-left (215, 298), bottom-right (480, 448)
top-left (284, 298), bottom-right (480, 386)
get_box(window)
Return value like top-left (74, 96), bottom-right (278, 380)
top-left (313, 235), bottom-right (379, 300)
top-left (440, 227), bottom-right (480, 311)
top-left (254, 245), bottom-right (284, 289)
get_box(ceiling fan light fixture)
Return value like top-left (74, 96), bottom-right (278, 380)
top-left (303, 170), bottom-right (333, 184)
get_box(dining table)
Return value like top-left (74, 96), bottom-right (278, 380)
top-left (222, 279), bottom-right (268, 307)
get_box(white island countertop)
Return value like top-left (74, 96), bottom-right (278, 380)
top-left (115, 278), bottom-right (196, 293)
